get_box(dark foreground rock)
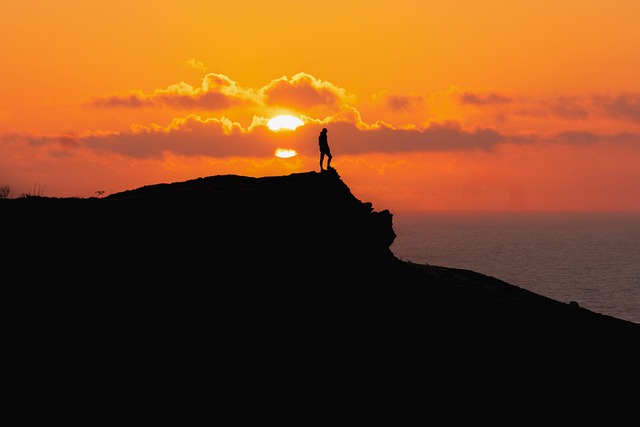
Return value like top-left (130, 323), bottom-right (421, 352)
top-left (4, 168), bottom-right (639, 360)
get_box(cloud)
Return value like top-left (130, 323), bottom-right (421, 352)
top-left (547, 96), bottom-right (590, 120)
top-left (82, 115), bottom-right (272, 159)
top-left (9, 71), bottom-right (640, 165)
top-left (553, 130), bottom-right (640, 146)
top-left (455, 89), bottom-right (640, 125)
top-left (458, 90), bottom-right (512, 105)
top-left (596, 92), bottom-right (640, 123)
top-left (328, 121), bottom-right (506, 155)
top-left (554, 130), bottom-right (601, 146)
top-left (260, 72), bottom-right (355, 111)
top-left (86, 71), bottom-right (358, 121)
top-left (3, 115), bottom-right (509, 161)
top-left (455, 89), bottom-right (592, 121)
top-left (89, 72), bottom-right (640, 137)
top-left (385, 94), bottom-right (426, 112)
top-left (184, 58), bottom-right (206, 72)
top-left (88, 72), bottom-right (259, 111)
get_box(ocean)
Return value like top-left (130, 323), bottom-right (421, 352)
top-left (389, 211), bottom-right (640, 324)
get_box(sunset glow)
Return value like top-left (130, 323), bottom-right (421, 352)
top-left (1, 1), bottom-right (639, 211)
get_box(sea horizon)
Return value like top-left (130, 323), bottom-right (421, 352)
top-left (390, 209), bottom-right (640, 324)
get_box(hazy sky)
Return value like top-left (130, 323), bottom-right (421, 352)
top-left (2, 0), bottom-right (639, 210)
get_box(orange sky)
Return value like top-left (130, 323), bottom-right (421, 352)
top-left (2, 0), bottom-right (639, 211)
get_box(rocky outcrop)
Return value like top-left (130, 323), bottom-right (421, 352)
top-left (3, 168), bottom-right (638, 348)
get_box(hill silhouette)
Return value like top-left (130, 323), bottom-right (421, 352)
top-left (3, 167), bottom-right (638, 352)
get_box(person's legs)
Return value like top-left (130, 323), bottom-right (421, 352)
top-left (320, 153), bottom-right (325, 170)
top-left (327, 152), bottom-right (332, 168)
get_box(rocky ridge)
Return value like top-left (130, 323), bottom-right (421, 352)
top-left (3, 167), bottom-right (638, 347)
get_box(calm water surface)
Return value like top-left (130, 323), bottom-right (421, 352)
top-left (390, 211), bottom-right (640, 324)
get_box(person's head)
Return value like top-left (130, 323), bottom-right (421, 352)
top-left (321, 128), bottom-right (327, 134)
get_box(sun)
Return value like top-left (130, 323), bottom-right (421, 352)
top-left (275, 148), bottom-right (297, 158)
top-left (267, 115), bottom-right (304, 131)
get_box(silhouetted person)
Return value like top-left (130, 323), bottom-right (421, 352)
top-left (319, 127), bottom-right (332, 171)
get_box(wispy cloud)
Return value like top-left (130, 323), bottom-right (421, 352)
top-left (454, 89), bottom-right (640, 124)
top-left (458, 91), bottom-right (513, 105)
top-left (596, 92), bottom-right (640, 123)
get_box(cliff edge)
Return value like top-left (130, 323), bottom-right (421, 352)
top-left (3, 168), bottom-right (638, 348)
